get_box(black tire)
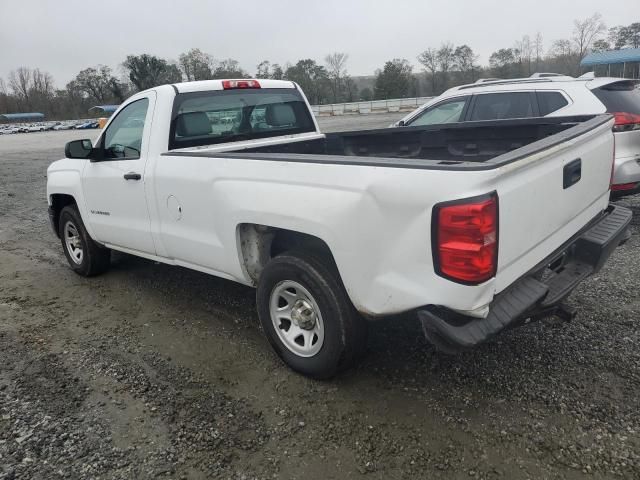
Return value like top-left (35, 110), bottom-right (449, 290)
top-left (256, 250), bottom-right (367, 379)
top-left (58, 205), bottom-right (111, 276)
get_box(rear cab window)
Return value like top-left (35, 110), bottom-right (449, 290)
top-left (169, 87), bottom-right (316, 150)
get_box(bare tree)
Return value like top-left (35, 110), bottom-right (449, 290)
top-left (344, 77), bottom-right (358, 102)
top-left (417, 48), bottom-right (438, 94)
top-left (489, 48), bottom-right (517, 77)
top-left (31, 69), bottom-right (54, 97)
top-left (0, 77), bottom-right (9, 113)
top-left (550, 39), bottom-right (575, 57)
top-left (9, 67), bottom-right (32, 107)
top-left (6, 67), bottom-right (55, 112)
top-left (533, 32), bottom-right (544, 70)
top-left (514, 35), bottom-right (533, 75)
top-left (436, 43), bottom-right (455, 90)
top-left (324, 52), bottom-right (349, 103)
top-left (30, 69), bottom-right (55, 112)
top-left (453, 45), bottom-right (479, 83)
top-left (573, 13), bottom-right (606, 61)
top-left (548, 39), bottom-right (579, 75)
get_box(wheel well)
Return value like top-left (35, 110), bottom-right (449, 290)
top-left (50, 194), bottom-right (76, 237)
top-left (238, 224), bottom-right (336, 284)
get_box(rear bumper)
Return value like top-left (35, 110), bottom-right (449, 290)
top-left (612, 154), bottom-right (640, 185)
top-left (611, 182), bottom-right (640, 199)
top-left (611, 155), bottom-right (640, 198)
top-left (419, 204), bottom-right (632, 353)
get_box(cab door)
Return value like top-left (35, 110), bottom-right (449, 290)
top-left (81, 93), bottom-right (156, 254)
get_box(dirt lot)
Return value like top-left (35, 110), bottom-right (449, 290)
top-left (0, 121), bottom-right (639, 480)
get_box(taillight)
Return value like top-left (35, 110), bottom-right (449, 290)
top-left (611, 182), bottom-right (639, 192)
top-left (222, 79), bottom-right (261, 90)
top-left (433, 193), bottom-right (498, 285)
top-left (612, 112), bottom-right (640, 132)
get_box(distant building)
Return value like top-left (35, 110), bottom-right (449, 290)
top-left (581, 48), bottom-right (640, 79)
top-left (0, 112), bottom-right (45, 123)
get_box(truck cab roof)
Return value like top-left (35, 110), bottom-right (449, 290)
top-left (171, 79), bottom-right (297, 94)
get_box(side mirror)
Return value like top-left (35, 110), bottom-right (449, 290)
top-left (65, 139), bottom-right (94, 159)
top-left (397, 120), bottom-right (406, 127)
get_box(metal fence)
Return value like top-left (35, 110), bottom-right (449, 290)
top-left (311, 97), bottom-right (433, 116)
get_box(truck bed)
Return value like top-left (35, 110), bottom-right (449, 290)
top-left (155, 112), bottom-right (615, 316)
top-left (168, 115), bottom-right (610, 171)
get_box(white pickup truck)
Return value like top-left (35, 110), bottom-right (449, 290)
top-left (47, 79), bottom-right (631, 378)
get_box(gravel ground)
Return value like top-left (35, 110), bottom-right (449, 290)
top-left (0, 119), bottom-right (639, 479)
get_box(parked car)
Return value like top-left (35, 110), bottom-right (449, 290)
top-left (394, 74), bottom-right (640, 197)
top-left (47, 79), bottom-right (630, 378)
top-left (75, 121), bottom-right (95, 129)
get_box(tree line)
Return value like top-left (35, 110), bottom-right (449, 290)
top-left (0, 15), bottom-right (637, 120)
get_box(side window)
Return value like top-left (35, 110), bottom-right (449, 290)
top-left (469, 92), bottom-right (535, 121)
top-left (537, 91), bottom-right (569, 115)
top-left (408, 97), bottom-right (468, 126)
top-left (103, 98), bottom-right (149, 160)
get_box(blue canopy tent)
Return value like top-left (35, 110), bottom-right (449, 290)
top-left (88, 105), bottom-right (120, 115)
top-left (581, 48), bottom-right (640, 79)
top-left (0, 112), bottom-right (45, 123)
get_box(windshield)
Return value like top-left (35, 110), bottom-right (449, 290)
top-left (169, 88), bottom-right (316, 149)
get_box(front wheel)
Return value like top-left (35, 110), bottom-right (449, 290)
top-left (58, 205), bottom-right (111, 276)
top-left (256, 250), bottom-right (367, 379)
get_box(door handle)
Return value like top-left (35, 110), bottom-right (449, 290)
top-left (124, 172), bottom-right (141, 181)
top-left (563, 159), bottom-right (581, 189)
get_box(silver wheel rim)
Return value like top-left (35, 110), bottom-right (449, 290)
top-left (269, 280), bottom-right (324, 358)
top-left (63, 221), bottom-right (83, 265)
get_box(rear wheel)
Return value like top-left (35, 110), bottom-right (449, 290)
top-left (256, 250), bottom-right (367, 379)
top-left (59, 205), bottom-right (111, 276)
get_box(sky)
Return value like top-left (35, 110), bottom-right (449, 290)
top-left (0, 0), bottom-right (637, 88)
